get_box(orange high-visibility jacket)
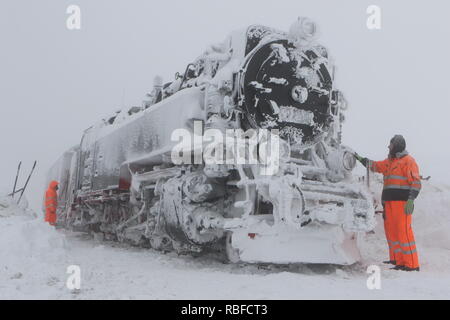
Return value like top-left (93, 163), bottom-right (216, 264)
top-left (370, 154), bottom-right (421, 201)
top-left (45, 181), bottom-right (58, 223)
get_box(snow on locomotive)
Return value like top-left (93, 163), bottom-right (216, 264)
top-left (46, 18), bottom-right (375, 265)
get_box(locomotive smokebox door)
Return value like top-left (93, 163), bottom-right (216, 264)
top-left (242, 40), bottom-right (333, 149)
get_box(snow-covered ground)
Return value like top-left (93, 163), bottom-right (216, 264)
top-left (1, 182), bottom-right (449, 300)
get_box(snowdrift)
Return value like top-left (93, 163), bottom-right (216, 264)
top-left (414, 183), bottom-right (450, 250)
top-left (0, 195), bottom-right (67, 265)
top-left (0, 192), bottom-right (31, 218)
top-left (0, 193), bottom-right (68, 298)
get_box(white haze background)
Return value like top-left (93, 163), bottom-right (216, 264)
top-left (0, 0), bottom-right (449, 212)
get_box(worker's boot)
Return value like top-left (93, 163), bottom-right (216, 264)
top-left (383, 260), bottom-right (396, 265)
top-left (391, 265), bottom-right (405, 271)
top-left (403, 267), bottom-right (420, 272)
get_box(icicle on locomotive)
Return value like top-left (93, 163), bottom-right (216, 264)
top-left (46, 18), bottom-right (376, 265)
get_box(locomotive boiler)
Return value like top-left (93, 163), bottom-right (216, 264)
top-left (46, 18), bottom-right (375, 265)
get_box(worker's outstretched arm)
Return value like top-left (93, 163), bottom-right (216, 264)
top-left (354, 153), bottom-right (389, 174)
top-left (354, 153), bottom-right (369, 167)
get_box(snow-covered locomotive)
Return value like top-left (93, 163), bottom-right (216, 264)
top-left (46, 18), bottom-right (375, 265)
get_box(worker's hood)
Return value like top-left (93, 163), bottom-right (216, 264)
top-left (49, 180), bottom-right (59, 190)
top-left (389, 135), bottom-right (407, 158)
top-left (394, 149), bottom-right (409, 159)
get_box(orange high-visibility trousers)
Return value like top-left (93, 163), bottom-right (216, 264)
top-left (384, 201), bottom-right (419, 269)
top-left (383, 202), bottom-right (397, 262)
top-left (45, 212), bottom-right (56, 226)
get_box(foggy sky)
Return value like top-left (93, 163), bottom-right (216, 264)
top-left (1, 0), bottom-right (449, 211)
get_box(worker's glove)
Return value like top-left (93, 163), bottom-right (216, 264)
top-left (354, 153), bottom-right (369, 167)
top-left (405, 199), bottom-right (415, 215)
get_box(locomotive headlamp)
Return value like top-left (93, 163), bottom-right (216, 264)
top-left (301, 19), bottom-right (317, 38)
top-left (289, 17), bottom-right (318, 43)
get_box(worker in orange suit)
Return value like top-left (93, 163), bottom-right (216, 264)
top-left (354, 135), bottom-right (421, 272)
top-left (44, 180), bottom-right (59, 226)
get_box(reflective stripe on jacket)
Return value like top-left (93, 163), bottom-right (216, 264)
top-left (370, 154), bottom-right (421, 201)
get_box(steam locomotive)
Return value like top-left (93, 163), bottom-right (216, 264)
top-left (46, 18), bottom-right (375, 265)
